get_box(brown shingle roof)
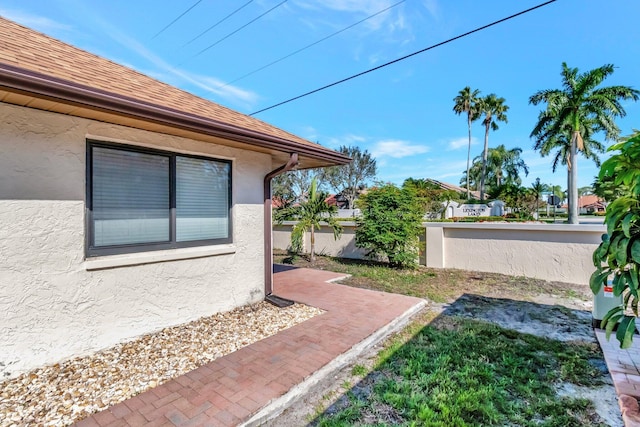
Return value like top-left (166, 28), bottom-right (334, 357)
top-left (0, 16), bottom-right (346, 164)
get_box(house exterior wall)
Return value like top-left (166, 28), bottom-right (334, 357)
top-left (0, 103), bottom-right (270, 378)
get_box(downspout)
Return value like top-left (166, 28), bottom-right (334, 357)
top-left (264, 153), bottom-right (299, 297)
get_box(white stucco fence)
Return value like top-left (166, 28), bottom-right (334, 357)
top-left (273, 221), bottom-right (606, 284)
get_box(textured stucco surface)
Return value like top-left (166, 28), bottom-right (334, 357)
top-left (0, 104), bottom-right (269, 378)
top-left (275, 221), bottom-right (604, 285)
top-left (273, 222), bottom-right (367, 260)
top-left (430, 223), bottom-right (604, 284)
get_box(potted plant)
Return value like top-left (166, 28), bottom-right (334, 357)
top-left (591, 131), bottom-right (640, 348)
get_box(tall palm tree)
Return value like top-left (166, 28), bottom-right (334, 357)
top-left (478, 94), bottom-right (509, 201)
top-left (530, 62), bottom-right (639, 224)
top-left (461, 145), bottom-right (527, 197)
top-left (487, 144), bottom-right (529, 187)
top-left (278, 177), bottom-right (342, 262)
top-left (453, 87), bottom-right (481, 200)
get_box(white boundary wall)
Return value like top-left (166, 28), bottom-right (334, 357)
top-left (0, 104), bottom-right (268, 378)
top-left (274, 221), bottom-right (605, 284)
top-left (424, 222), bottom-right (604, 284)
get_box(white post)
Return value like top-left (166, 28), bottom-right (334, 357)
top-left (425, 224), bottom-right (445, 268)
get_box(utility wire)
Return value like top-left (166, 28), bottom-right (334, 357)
top-left (183, 0), bottom-right (255, 47)
top-left (190, 0), bottom-right (288, 60)
top-left (152, 0), bottom-right (203, 39)
top-left (219, 0), bottom-right (406, 89)
top-left (250, 0), bottom-right (556, 116)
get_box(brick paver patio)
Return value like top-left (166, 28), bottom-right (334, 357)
top-left (596, 329), bottom-right (640, 426)
top-left (74, 266), bottom-right (425, 427)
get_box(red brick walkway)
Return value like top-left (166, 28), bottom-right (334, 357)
top-left (75, 266), bottom-right (425, 427)
top-left (596, 329), bottom-right (640, 398)
top-left (595, 329), bottom-right (640, 426)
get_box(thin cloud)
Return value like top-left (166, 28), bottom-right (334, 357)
top-left (300, 126), bottom-right (319, 142)
top-left (372, 139), bottom-right (429, 158)
top-left (447, 136), bottom-right (478, 151)
top-left (95, 19), bottom-right (259, 107)
top-left (51, 2), bottom-right (259, 109)
top-left (295, 0), bottom-right (406, 32)
top-left (0, 8), bottom-right (72, 32)
top-left (325, 134), bottom-right (367, 149)
top-left (422, 0), bottom-right (439, 19)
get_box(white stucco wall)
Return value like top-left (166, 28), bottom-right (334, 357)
top-left (0, 103), bottom-right (270, 378)
top-left (425, 222), bottom-right (605, 284)
top-left (273, 222), bottom-right (368, 259)
top-left (274, 220), bottom-right (604, 285)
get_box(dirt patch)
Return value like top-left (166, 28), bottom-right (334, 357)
top-left (441, 294), bottom-right (595, 343)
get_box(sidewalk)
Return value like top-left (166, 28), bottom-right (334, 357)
top-left (75, 266), bottom-right (426, 427)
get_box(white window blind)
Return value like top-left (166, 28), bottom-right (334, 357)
top-left (92, 147), bottom-right (170, 247)
top-left (176, 157), bottom-right (230, 242)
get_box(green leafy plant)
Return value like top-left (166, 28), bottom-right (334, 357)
top-left (275, 177), bottom-right (342, 262)
top-left (355, 184), bottom-right (423, 268)
top-left (591, 131), bottom-right (640, 348)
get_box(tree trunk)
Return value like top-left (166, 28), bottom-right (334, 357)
top-left (466, 113), bottom-right (472, 200)
top-left (347, 191), bottom-right (355, 210)
top-left (568, 133), bottom-right (579, 224)
top-left (480, 124), bottom-right (490, 201)
top-left (310, 224), bottom-right (315, 262)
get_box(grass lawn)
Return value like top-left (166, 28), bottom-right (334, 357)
top-left (314, 312), bottom-right (605, 427)
top-left (273, 251), bottom-right (610, 427)
top-left (273, 250), bottom-right (590, 304)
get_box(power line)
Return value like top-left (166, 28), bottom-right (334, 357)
top-left (183, 0), bottom-right (255, 47)
top-left (219, 0), bottom-right (406, 89)
top-left (152, 0), bottom-right (203, 39)
top-left (190, 0), bottom-right (288, 61)
top-left (250, 0), bottom-right (557, 116)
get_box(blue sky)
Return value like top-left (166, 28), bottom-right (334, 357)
top-left (2, 0), bottom-right (639, 191)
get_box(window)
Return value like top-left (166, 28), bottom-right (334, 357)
top-left (86, 141), bottom-right (231, 257)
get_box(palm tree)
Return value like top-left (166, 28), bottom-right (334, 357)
top-left (487, 144), bottom-right (529, 187)
top-left (459, 160), bottom-right (482, 193)
top-left (478, 94), bottom-right (509, 201)
top-left (530, 62), bottom-right (639, 224)
top-left (531, 177), bottom-right (548, 218)
top-left (453, 87), bottom-right (481, 200)
top-left (461, 145), bottom-right (527, 197)
top-left (278, 177), bottom-right (342, 262)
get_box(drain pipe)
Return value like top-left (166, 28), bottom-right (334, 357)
top-left (264, 153), bottom-right (298, 302)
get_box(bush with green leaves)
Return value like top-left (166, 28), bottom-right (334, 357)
top-left (355, 184), bottom-right (423, 268)
top-left (591, 130), bottom-right (640, 348)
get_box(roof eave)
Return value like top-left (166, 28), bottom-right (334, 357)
top-left (0, 63), bottom-right (351, 167)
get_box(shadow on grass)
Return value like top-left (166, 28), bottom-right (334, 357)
top-left (273, 263), bottom-right (300, 273)
top-left (309, 294), bottom-right (611, 427)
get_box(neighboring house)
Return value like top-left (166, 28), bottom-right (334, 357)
top-left (560, 195), bottom-right (606, 214)
top-left (324, 194), bottom-right (349, 209)
top-left (425, 179), bottom-right (480, 200)
top-left (578, 195), bottom-right (606, 214)
top-left (0, 18), bottom-right (349, 378)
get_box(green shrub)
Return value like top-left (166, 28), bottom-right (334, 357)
top-left (592, 131), bottom-right (640, 348)
top-left (355, 184), bottom-right (423, 268)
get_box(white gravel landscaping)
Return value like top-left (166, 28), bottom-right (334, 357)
top-left (0, 301), bottom-right (323, 427)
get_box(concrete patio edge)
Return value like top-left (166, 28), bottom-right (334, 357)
top-left (241, 299), bottom-right (427, 426)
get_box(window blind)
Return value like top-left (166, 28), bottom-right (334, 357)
top-left (92, 147), bottom-right (170, 247)
top-left (176, 157), bottom-right (230, 242)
